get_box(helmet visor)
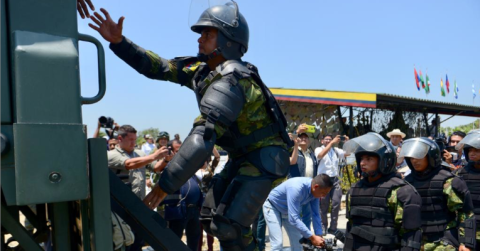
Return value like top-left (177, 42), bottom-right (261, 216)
top-left (399, 138), bottom-right (434, 160)
top-left (456, 129), bottom-right (480, 150)
top-left (343, 133), bottom-right (389, 155)
top-left (189, 0), bottom-right (238, 30)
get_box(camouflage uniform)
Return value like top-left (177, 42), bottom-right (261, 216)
top-left (421, 178), bottom-right (475, 251)
top-left (110, 37), bottom-right (290, 250)
top-left (345, 173), bottom-right (422, 251)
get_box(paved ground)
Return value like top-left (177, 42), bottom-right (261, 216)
top-left (193, 195), bottom-right (348, 251)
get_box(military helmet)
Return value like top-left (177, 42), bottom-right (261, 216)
top-left (456, 129), bottom-right (480, 162)
top-left (156, 131), bottom-right (170, 142)
top-left (399, 137), bottom-right (442, 171)
top-left (191, 1), bottom-right (249, 60)
top-left (343, 132), bottom-right (397, 176)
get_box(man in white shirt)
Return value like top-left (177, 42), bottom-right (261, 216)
top-left (314, 134), bottom-right (349, 237)
top-left (141, 134), bottom-right (155, 155)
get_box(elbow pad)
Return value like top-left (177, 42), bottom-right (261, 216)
top-left (158, 125), bottom-right (215, 194)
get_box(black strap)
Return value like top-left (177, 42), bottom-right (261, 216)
top-left (204, 110), bottom-right (220, 141)
top-left (112, 213), bottom-right (127, 243)
top-left (350, 226), bottom-right (398, 245)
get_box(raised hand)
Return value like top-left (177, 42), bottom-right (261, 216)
top-left (89, 8), bottom-right (124, 44)
top-left (77, 0), bottom-right (95, 19)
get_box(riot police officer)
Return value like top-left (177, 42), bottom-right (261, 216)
top-left (89, 2), bottom-right (292, 250)
top-left (400, 137), bottom-right (476, 251)
top-left (342, 132), bottom-right (422, 251)
top-left (454, 129), bottom-right (480, 248)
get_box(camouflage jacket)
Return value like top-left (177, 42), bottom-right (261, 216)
top-left (110, 37), bottom-right (286, 159)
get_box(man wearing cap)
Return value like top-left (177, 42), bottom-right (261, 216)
top-left (289, 124), bottom-right (318, 229)
top-left (89, 2), bottom-right (292, 249)
top-left (141, 134), bottom-right (155, 155)
top-left (387, 129), bottom-right (407, 170)
top-left (315, 134), bottom-right (349, 239)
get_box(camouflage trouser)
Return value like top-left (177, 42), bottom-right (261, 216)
top-left (422, 242), bottom-right (456, 251)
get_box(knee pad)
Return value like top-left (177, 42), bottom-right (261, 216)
top-left (223, 178), bottom-right (272, 227)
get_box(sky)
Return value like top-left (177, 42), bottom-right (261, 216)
top-left (77, 0), bottom-right (480, 139)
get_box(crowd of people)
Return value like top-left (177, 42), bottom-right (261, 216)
top-left (78, 0), bottom-right (480, 250)
top-left (95, 116), bottom-right (480, 251)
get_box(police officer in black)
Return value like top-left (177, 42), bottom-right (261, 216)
top-left (343, 132), bottom-right (422, 251)
top-left (454, 129), bottom-right (480, 248)
top-left (400, 137), bottom-right (476, 251)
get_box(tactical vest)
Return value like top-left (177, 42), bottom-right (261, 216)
top-left (457, 166), bottom-right (480, 225)
top-left (191, 60), bottom-right (293, 154)
top-left (405, 168), bottom-right (455, 240)
top-left (346, 175), bottom-right (405, 248)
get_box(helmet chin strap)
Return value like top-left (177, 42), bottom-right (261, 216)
top-left (361, 170), bottom-right (380, 179)
top-left (197, 48), bottom-right (222, 62)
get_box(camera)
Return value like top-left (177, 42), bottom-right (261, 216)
top-left (340, 136), bottom-right (346, 141)
top-left (99, 116), bottom-right (114, 129)
top-left (435, 138), bottom-right (447, 153)
top-left (299, 237), bottom-right (341, 251)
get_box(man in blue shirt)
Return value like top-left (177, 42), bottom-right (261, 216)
top-left (263, 174), bottom-right (333, 251)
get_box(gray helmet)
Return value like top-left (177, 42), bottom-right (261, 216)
top-left (343, 132), bottom-right (397, 177)
top-left (456, 129), bottom-right (480, 162)
top-left (399, 137), bottom-right (442, 171)
top-left (191, 1), bottom-right (249, 61)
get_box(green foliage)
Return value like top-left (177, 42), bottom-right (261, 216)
top-left (340, 164), bottom-right (360, 193)
top-left (441, 119), bottom-right (480, 135)
top-left (136, 127), bottom-right (160, 146)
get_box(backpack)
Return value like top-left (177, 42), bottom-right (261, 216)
top-left (111, 212), bottom-right (135, 250)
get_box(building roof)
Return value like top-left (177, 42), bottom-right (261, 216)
top-left (270, 88), bottom-right (480, 117)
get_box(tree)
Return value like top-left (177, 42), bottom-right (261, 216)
top-left (136, 127), bottom-right (160, 146)
top-left (441, 119), bottom-right (480, 136)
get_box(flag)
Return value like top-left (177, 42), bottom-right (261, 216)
top-left (425, 74), bottom-right (431, 94)
top-left (446, 74), bottom-right (450, 93)
top-left (440, 78), bottom-right (446, 97)
top-left (419, 70), bottom-right (425, 89)
top-left (473, 84), bottom-right (477, 99)
top-left (414, 68), bottom-right (420, 90)
top-left (454, 81), bottom-right (458, 99)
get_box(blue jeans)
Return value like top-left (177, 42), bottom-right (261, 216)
top-left (256, 207), bottom-right (266, 251)
top-left (263, 200), bottom-right (302, 251)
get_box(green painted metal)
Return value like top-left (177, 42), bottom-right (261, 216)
top-left (1, 204), bottom-right (43, 251)
top-left (109, 170), bottom-right (190, 251)
top-left (79, 34), bottom-right (107, 105)
top-left (12, 30), bottom-right (82, 124)
top-left (51, 202), bottom-right (72, 251)
top-left (14, 123), bottom-right (88, 205)
top-left (88, 138), bottom-right (113, 251)
top-left (1, 0), bottom-right (11, 124)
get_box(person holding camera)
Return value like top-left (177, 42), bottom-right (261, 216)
top-left (108, 125), bottom-right (169, 200)
top-left (289, 124), bottom-right (318, 230)
top-left (263, 174), bottom-right (333, 251)
top-left (93, 116), bottom-right (120, 150)
top-left (108, 125), bottom-right (170, 251)
top-left (315, 134), bottom-right (349, 239)
top-left (443, 131), bottom-right (467, 170)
